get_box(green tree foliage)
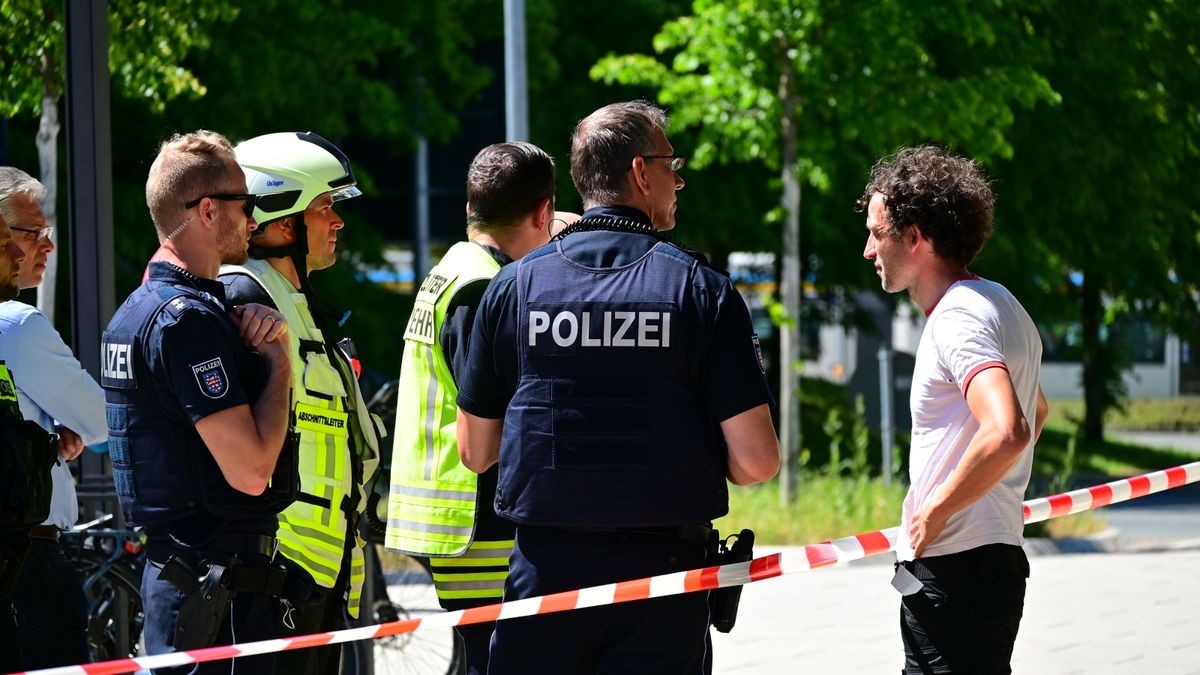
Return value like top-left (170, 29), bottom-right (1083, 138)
top-left (591, 0), bottom-right (1057, 277)
top-left (93, 1), bottom-right (500, 377)
top-left (525, 0), bottom-right (779, 260)
top-left (0, 0), bottom-right (231, 117)
top-left (984, 0), bottom-right (1200, 442)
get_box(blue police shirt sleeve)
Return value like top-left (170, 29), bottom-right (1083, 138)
top-left (455, 269), bottom-right (518, 419)
top-left (441, 277), bottom-right (490, 384)
top-left (157, 306), bottom-right (250, 423)
top-left (703, 276), bottom-right (775, 422)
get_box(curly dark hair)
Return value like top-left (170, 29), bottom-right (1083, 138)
top-left (857, 145), bottom-right (995, 266)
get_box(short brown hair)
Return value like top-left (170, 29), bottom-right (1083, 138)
top-left (145, 130), bottom-right (237, 236)
top-left (466, 142), bottom-right (556, 232)
top-left (858, 145), bottom-right (995, 266)
top-left (570, 101), bottom-right (668, 206)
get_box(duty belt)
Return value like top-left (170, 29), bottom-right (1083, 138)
top-left (146, 533), bottom-right (277, 566)
top-left (148, 535), bottom-right (286, 599)
top-left (28, 524), bottom-right (61, 541)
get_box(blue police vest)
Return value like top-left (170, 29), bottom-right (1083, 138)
top-left (101, 280), bottom-right (297, 527)
top-left (497, 235), bottom-right (729, 528)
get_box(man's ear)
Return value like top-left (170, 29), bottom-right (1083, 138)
top-left (277, 217), bottom-right (295, 237)
top-left (906, 224), bottom-right (924, 251)
top-left (196, 198), bottom-right (219, 229)
top-left (629, 155), bottom-right (651, 195)
top-left (535, 198), bottom-right (553, 232)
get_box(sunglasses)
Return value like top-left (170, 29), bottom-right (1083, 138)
top-left (185, 193), bottom-right (259, 219)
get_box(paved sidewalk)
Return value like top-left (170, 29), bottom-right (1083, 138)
top-left (712, 548), bottom-right (1200, 674)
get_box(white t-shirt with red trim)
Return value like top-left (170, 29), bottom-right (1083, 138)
top-left (896, 276), bottom-right (1043, 561)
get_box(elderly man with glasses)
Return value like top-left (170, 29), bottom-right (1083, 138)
top-left (0, 167), bottom-right (107, 669)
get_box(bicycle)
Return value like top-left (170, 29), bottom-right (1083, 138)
top-left (61, 515), bottom-right (147, 662)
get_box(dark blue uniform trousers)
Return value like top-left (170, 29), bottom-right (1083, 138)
top-left (142, 558), bottom-right (278, 674)
top-left (488, 525), bottom-right (711, 675)
top-left (11, 538), bottom-right (89, 669)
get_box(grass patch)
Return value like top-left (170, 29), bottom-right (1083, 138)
top-left (1033, 421), bottom-right (1196, 477)
top-left (1047, 397), bottom-right (1200, 432)
top-left (1024, 511), bottom-right (1108, 538)
top-left (716, 475), bottom-right (907, 546)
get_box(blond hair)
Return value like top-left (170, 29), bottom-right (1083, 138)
top-left (145, 130), bottom-right (237, 236)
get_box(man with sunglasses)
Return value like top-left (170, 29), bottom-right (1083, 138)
top-left (456, 101), bottom-right (780, 673)
top-left (218, 132), bottom-right (383, 675)
top-left (102, 130), bottom-right (298, 673)
top-left (0, 167), bottom-right (106, 669)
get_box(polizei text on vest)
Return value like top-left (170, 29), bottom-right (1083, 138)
top-left (528, 310), bottom-right (672, 348)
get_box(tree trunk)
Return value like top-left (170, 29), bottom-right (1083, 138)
top-left (778, 58), bottom-right (801, 505)
top-left (1080, 271), bottom-right (1104, 442)
top-left (36, 50), bottom-right (59, 323)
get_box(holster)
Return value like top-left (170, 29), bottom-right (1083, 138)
top-left (159, 552), bottom-right (288, 651)
top-left (708, 528), bottom-right (755, 633)
top-left (162, 556), bottom-right (233, 651)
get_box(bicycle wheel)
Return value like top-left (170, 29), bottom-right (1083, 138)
top-left (76, 552), bottom-right (144, 661)
top-left (349, 545), bottom-right (465, 675)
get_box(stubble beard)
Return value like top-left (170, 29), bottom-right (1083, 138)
top-left (217, 213), bottom-right (249, 266)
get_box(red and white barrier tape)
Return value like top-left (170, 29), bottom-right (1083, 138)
top-left (15, 460), bottom-right (1200, 675)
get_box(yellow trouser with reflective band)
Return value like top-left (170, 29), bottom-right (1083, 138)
top-left (428, 539), bottom-right (514, 601)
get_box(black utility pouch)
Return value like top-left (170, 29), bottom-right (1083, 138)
top-left (708, 528), bottom-right (755, 633)
top-left (259, 422), bottom-right (301, 514)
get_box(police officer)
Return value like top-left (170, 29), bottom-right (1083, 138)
top-left (102, 130), bottom-right (296, 674)
top-left (388, 142), bottom-right (555, 673)
top-left (456, 101), bottom-right (781, 673)
top-left (218, 132), bottom-right (382, 674)
top-left (0, 209), bottom-right (57, 673)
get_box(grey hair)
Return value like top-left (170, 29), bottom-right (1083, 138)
top-left (570, 100), bottom-right (669, 206)
top-left (0, 167), bottom-right (46, 225)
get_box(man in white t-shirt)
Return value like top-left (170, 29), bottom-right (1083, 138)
top-left (859, 145), bottom-right (1048, 675)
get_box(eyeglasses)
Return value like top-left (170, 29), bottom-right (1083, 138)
top-left (641, 155), bottom-right (687, 172)
top-left (185, 193), bottom-right (259, 219)
top-left (10, 226), bottom-right (54, 242)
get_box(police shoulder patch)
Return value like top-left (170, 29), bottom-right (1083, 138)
top-left (192, 357), bottom-right (229, 399)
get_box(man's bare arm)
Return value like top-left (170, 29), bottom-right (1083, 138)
top-left (721, 403), bottom-right (780, 486)
top-left (457, 409), bottom-right (502, 473)
top-left (1034, 386), bottom-right (1048, 443)
top-left (194, 305), bottom-right (292, 496)
top-left (909, 367), bottom-right (1031, 556)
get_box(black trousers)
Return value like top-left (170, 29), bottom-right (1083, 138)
top-left (899, 543), bottom-right (1030, 675)
top-left (489, 526), bottom-right (711, 675)
top-left (11, 537), bottom-right (90, 669)
top-left (275, 568), bottom-right (348, 675)
top-left (0, 531), bottom-right (30, 672)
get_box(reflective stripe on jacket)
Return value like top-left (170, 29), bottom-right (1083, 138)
top-left (221, 260), bottom-right (380, 618)
top-left (387, 242), bottom-right (500, 557)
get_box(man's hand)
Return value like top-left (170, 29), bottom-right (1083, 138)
top-left (56, 425), bottom-right (84, 461)
top-left (232, 304), bottom-right (288, 347)
top-left (908, 498), bottom-right (950, 558)
top-left (232, 304), bottom-right (290, 369)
